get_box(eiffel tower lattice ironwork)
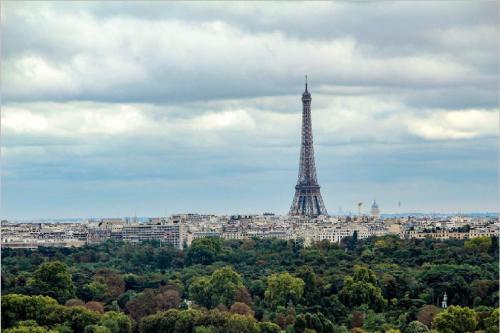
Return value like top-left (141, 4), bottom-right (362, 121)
top-left (289, 76), bottom-right (328, 217)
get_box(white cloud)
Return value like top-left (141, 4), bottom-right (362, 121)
top-left (408, 109), bottom-right (499, 140)
top-left (191, 110), bottom-right (256, 131)
top-left (2, 103), bottom-right (151, 136)
top-left (3, 56), bottom-right (79, 98)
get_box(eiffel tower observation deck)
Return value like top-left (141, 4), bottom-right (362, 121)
top-left (289, 77), bottom-right (328, 217)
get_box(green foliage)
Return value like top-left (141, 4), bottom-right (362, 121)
top-left (352, 265), bottom-right (378, 285)
top-left (405, 320), bottom-right (429, 333)
top-left (4, 323), bottom-right (57, 333)
top-left (83, 282), bottom-right (107, 302)
top-left (1, 294), bottom-right (101, 333)
top-left (1, 294), bottom-right (60, 329)
top-left (173, 309), bottom-right (204, 333)
top-left (140, 309), bottom-right (181, 333)
top-left (484, 308), bottom-right (499, 333)
top-left (116, 290), bottom-right (137, 309)
top-left (4, 320), bottom-right (58, 333)
top-left (471, 280), bottom-right (497, 306)
top-left (186, 237), bottom-right (223, 265)
top-left (194, 327), bottom-right (216, 333)
top-left (189, 266), bottom-right (245, 308)
top-left (156, 248), bottom-right (175, 269)
top-left (296, 266), bottom-right (320, 305)
top-left (99, 311), bottom-right (133, 333)
top-left (363, 310), bottom-right (386, 332)
top-left (63, 306), bottom-right (101, 333)
top-left (249, 279), bottom-right (266, 299)
top-left (83, 325), bottom-right (111, 333)
top-left (189, 277), bottom-right (212, 308)
top-left (265, 272), bottom-right (304, 309)
top-left (209, 266), bottom-right (245, 307)
top-left (339, 266), bottom-right (386, 310)
top-left (29, 261), bottom-right (75, 303)
top-left (259, 321), bottom-right (282, 333)
top-left (140, 308), bottom-right (266, 333)
top-left (346, 231), bottom-right (359, 251)
top-left (84, 325), bottom-right (112, 333)
top-left (294, 312), bottom-right (335, 333)
top-left (222, 313), bottom-right (260, 333)
top-left (464, 237), bottom-right (492, 252)
top-left (53, 323), bottom-right (73, 333)
top-left (433, 306), bottom-right (478, 333)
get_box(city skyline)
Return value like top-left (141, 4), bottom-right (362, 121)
top-left (2, 2), bottom-right (499, 219)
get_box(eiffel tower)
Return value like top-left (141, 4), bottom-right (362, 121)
top-left (289, 77), bottom-right (328, 217)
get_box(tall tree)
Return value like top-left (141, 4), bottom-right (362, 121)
top-left (339, 266), bottom-right (386, 310)
top-left (186, 238), bottom-right (223, 265)
top-left (484, 308), bottom-right (499, 333)
top-left (433, 306), bottom-right (477, 333)
top-left (264, 272), bottom-right (304, 308)
top-left (29, 261), bottom-right (75, 303)
top-left (189, 266), bottom-right (246, 308)
top-left (405, 321), bottom-right (429, 333)
top-left (99, 311), bottom-right (133, 333)
top-left (296, 266), bottom-right (320, 305)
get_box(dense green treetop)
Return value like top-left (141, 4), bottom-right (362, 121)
top-left (264, 272), bottom-right (305, 309)
top-left (29, 261), bottom-right (75, 303)
top-left (433, 306), bottom-right (478, 333)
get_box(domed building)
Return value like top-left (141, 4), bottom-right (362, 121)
top-left (370, 200), bottom-right (380, 219)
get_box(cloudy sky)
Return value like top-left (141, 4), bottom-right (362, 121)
top-left (1, 1), bottom-right (498, 219)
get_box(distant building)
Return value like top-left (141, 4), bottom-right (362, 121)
top-left (404, 228), bottom-right (498, 240)
top-left (371, 201), bottom-right (380, 219)
top-left (311, 226), bottom-right (369, 243)
top-left (120, 224), bottom-right (185, 249)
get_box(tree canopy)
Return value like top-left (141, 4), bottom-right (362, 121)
top-left (1, 235), bottom-right (498, 333)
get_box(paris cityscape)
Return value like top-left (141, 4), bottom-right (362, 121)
top-left (2, 82), bottom-right (498, 250)
top-left (1, 2), bottom-right (498, 333)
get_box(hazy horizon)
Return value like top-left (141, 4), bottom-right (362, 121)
top-left (1, 1), bottom-right (499, 219)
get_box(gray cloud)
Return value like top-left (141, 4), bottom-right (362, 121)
top-left (2, 1), bottom-right (497, 104)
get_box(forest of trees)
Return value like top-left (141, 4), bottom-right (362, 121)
top-left (1, 234), bottom-right (498, 333)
